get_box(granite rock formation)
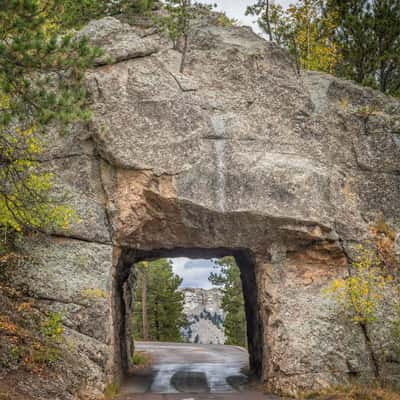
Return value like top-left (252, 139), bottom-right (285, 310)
top-left (181, 288), bottom-right (225, 344)
top-left (1, 15), bottom-right (399, 399)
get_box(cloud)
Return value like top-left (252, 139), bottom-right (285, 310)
top-left (170, 258), bottom-right (221, 289)
top-left (184, 259), bottom-right (217, 269)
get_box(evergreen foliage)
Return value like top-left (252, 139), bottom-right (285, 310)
top-left (157, 0), bottom-right (193, 73)
top-left (246, 0), bottom-right (274, 41)
top-left (248, 0), bottom-right (400, 96)
top-left (209, 257), bottom-right (247, 347)
top-left (56, 0), bottom-right (158, 29)
top-left (325, 0), bottom-right (400, 96)
top-left (119, 0), bottom-right (157, 17)
top-left (157, 2), bottom-right (215, 72)
top-left (132, 259), bottom-right (187, 342)
top-left (195, 309), bottom-right (223, 328)
top-left (56, 0), bottom-right (113, 28)
top-left (0, 0), bottom-right (101, 253)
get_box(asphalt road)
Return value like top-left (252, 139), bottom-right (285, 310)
top-left (119, 342), bottom-right (284, 400)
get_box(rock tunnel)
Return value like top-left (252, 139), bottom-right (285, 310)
top-left (83, 14), bottom-right (399, 394)
top-left (106, 174), bottom-right (359, 394)
top-left (4, 16), bottom-right (399, 399)
top-left (114, 247), bottom-right (263, 378)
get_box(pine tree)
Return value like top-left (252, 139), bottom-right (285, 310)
top-left (56, 0), bottom-right (159, 29)
top-left (0, 0), bottom-right (101, 254)
top-left (132, 259), bottom-right (187, 342)
top-left (249, 0), bottom-right (400, 96)
top-left (246, 0), bottom-right (273, 41)
top-left (158, 0), bottom-right (193, 73)
top-left (119, 0), bottom-right (157, 17)
top-left (209, 257), bottom-right (247, 347)
top-left (325, 0), bottom-right (400, 96)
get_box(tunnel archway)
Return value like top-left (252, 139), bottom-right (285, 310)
top-left (114, 247), bottom-right (264, 380)
top-left (104, 167), bottom-right (357, 395)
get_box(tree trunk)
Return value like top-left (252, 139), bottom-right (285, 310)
top-left (142, 269), bottom-right (149, 341)
top-left (179, 0), bottom-right (190, 74)
top-left (292, 37), bottom-right (301, 76)
top-left (179, 33), bottom-right (189, 73)
top-left (265, 0), bottom-right (273, 42)
top-left (360, 322), bottom-right (381, 381)
top-left (154, 300), bottom-right (160, 341)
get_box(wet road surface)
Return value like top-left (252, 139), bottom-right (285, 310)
top-left (118, 394), bottom-right (284, 400)
top-left (119, 342), bottom-right (269, 398)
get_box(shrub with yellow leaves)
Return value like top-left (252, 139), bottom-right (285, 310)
top-left (0, 0), bottom-right (101, 256)
top-left (325, 247), bottom-right (391, 325)
top-left (324, 246), bottom-right (395, 379)
top-left (81, 288), bottom-right (108, 300)
top-left (0, 127), bottom-right (76, 242)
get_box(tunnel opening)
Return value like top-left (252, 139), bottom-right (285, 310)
top-left (114, 247), bottom-right (264, 388)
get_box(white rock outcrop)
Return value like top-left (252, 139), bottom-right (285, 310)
top-left (180, 288), bottom-right (225, 344)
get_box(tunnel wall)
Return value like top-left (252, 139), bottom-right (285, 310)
top-left (235, 251), bottom-right (264, 376)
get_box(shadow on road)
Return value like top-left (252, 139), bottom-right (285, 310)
top-left (120, 342), bottom-right (255, 397)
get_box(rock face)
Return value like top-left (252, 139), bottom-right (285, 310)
top-left (2, 16), bottom-right (399, 399)
top-left (181, 288), bottom-right (225, 344)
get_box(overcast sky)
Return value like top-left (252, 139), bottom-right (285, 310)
top-left (200, 0), bottom-right (292, 32)
top-left (171, 258), bottom-right (222, 289)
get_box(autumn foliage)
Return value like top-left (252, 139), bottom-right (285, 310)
top-left (0, 284), bottom-right (64, 372)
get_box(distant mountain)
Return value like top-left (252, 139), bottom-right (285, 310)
top-left (180, 288), bottom-right (225, 345)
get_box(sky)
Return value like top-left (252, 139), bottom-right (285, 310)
top-left (200, 0), bottom-right (292, 32)
top-left (171, 258), bottom-right (222, 289)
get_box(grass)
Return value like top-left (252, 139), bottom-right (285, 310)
top-left (132, 351), bottom-right (151, 366)
top-left (104, 382), bottom-right (119, 399)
